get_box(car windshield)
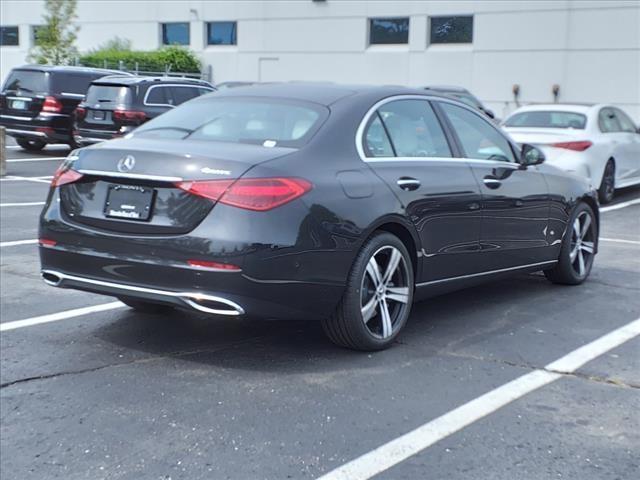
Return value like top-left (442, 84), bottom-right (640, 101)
top-left (134, 97), bottom-right (327, 147)
top-left (85, 84), bottom-right (132, 107)
top-left (2, 70), bottom-right (49, 94)
top-left (505, 111), bottom-right (587, 129)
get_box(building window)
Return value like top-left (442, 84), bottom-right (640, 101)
top-left (162, 22), bottom-right (190, 46)
top-left (0, 26), bottom-right (19, 46)
top-left (369, 18), bottom-right (409, 45)
top-left (429, 16), bottom-right (473, 44)
top-left (207, 21), bottom-right (237, 45)
top-left (31, 25), bottom-right (45, 46)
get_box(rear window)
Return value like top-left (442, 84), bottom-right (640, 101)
top-left (505, 111), bottom-right (587, 129)
top-left (133, 98), bottom-right (327, 148)
top-left (2, 69), bottom-right (49, 94)
top-left (85, 84), bottom-right (132, 107)
top-left (50, 73), bottom-right (99, 95)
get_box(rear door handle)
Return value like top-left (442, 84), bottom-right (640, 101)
top-left (483, 177), bottom-right (502, 189)
top-left (397, 177), bottom-right (421, 191)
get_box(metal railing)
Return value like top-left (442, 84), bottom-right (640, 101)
top-left (76, 58), bottom-right (213, 83)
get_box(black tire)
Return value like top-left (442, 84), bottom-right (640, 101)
top-left (544, 202), bottom-right (597, 285)
top-left (598, 160), bottom-right (615, 204)
top-left (16, 138), bottom-right (46, 151)
top-left (118, 297), bottom-right (173, 314)
top-left (321, 231), bottom-right (414, 351)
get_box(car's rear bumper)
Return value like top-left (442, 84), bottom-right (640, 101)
top-left (0, 113), bottom-right (74, 143)
top-left (75, 128), bottom-right (121, 146)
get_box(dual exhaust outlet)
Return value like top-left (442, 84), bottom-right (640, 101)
top-left (41, 270), bottom-right (245, 316)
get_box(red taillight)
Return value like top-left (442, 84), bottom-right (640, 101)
top-left (42, 96), bottom-right (63, 113)
top-left (176, 177), bottom-right (312, 211)
top-left (113, 109), bottom-right (146, 124)
top-left (51, 166), bottom-right (83, 187)
top-left (187, 259), bottom-right (241, 272)
top-left (75, 106), bottom-right (86, 120)
top-left (551, 141), bottom-right (592, 151)
top-left (39, 238), bottom-right (57, 248)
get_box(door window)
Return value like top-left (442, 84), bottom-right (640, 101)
top-left (598, 108), bottom-right (622, 133)
top-left (612, 108), bottom-right (637, 133)
top-left (440, 102), bottom-right (516, 162)
top-left (376, 100), bottom-right (451, 158)
top-left (364, 114), bottom-right (394, 157)
top-left (145, 86), bottom-right (171, 106)
top-left (170, 86), bottom-right (201, 105)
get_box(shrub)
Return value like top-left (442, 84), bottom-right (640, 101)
top-left (79, 45), bottom-right (201, 73)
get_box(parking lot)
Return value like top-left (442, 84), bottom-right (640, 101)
top-left (0, 141), bottom-right (638, 479)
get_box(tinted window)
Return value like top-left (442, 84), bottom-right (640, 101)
top-left (162, 23), bottom-right (189, 45)
top-left (598, 108), bottom-right (621, 133)
top-left (441, 102), bottom-right (515, 162)
top-left (369, 18), bottom-right (409, 45)
top-left (1, 26), bottom-right (19, 46)
top-left (378, 100), bottom-right (451, 158)
top-left (134, 98), bottom-right (326, 147)
top-left (364, 114), bottom-right (394, 157)
top-left (430, 16), bottom-right (473, 44)
top-left (145, 86), bottom-right (171, 105)
top-left (50, 73), bottom-right (96, 95)
top-left (207, 21), bottom-right (237, 45)
top-left (612, 108), bottom-right (637, 133)
top-left (170, 86), bottom-right (201, 105)
top-left (2, 69), bottom-right (48, 93)
top-left (85, 85), bottom-right (132, 107)
top-left (505, 111), bottom-right (587, 129)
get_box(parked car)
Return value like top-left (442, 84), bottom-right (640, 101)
top-left (40, 84), bottom-right (599, 351)
top-left (0, 65), bottom-right (129, 151)
top-left (424, 85), bottom-right (497, 121)
top-left (502, 104), bottom-right (640, 203)
top-left (74, 76), bottom-right (215, 146)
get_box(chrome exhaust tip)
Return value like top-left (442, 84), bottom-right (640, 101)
top-left (180, 293), bottom-right (245, 316)
top-left (41, 270), bottom-right (63, 287)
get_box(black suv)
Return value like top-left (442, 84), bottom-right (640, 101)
top-left (75, 76), bottom-right (215, 145)
top-left (0, 65), bottom-right (128, 151)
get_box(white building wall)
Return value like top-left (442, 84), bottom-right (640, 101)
top-left (1, 0), bottom-right (639, 121)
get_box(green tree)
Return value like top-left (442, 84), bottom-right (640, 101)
top-left (29, 0), bottom-right (79, 65)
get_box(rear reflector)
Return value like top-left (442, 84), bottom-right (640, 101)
top-left (42, 96), bottom-right (63, 113)
top-left (39, 238), bottom-right (57, 248)
top-left (188, 259), bottom-right (241, 272)
top-left (551, 141), bottom-right (592, 151)
top-left (51, 167), bottom-right (83, 187)
top-left (176, 177), bottom-right (312, 211)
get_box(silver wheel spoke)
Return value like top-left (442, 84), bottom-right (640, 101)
top-left (382, 248), bottom-right (402, 286)
top-left (366, 256), bottom-right (383, 288)
top-left (570, 244), bottom-right (579, 261)
top-left (577, 250), bottom-right (585, 276)
top-left (379, 298), bottom-right (393, 338)
top-left (361, 296), bottom-right (378, 324)
top-left (386, 286), bottom-right (409, 304)
top-left (580, 214), bottom-right (591, 239)
top-left (573, 218), bottom-right (581, 241)
top-left (581, 241), bottom-right (594, 254)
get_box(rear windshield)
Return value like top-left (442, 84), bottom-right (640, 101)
top-left (133, 97), bottom-right (328, 147)
top-left (505, 111), bottom-right (587, 129)
top-left (50, 73), bottom-right (100, 95)
top-left (85, 84), bottom-right (132, 107)
top-left (2, 69), bottom-right (49, 94)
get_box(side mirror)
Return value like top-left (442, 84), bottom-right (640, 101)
top-left (520, 143), bottom-right (545, 166)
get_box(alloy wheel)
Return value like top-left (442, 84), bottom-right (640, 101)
top-left (569, 211), bottom-right (595, 277)
top-left (360, 246), bottom-right (411, 339)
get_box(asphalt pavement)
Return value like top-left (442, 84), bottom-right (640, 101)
top-left (1, 140), bottom-right (638, 480)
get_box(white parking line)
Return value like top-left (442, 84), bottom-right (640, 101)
top-left (0, 175), bottom-right (52, 184)
top-left (0, 301), bottom-right (125, 332)
top-left (601, 237), bottom-right (640, 246)
top-left (0, 201), bottom-right (46, 207)
top-left (6, 156), bottom-right (65, 163)
top-left (600, 198), bottom-right (640, 212)
top-left (0, 239), bottom-right (38, 247)
top-left (317, 317), bottom-right (640, 480)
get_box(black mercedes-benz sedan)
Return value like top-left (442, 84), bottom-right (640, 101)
top-left (39, 83), bottom-right (599, 350)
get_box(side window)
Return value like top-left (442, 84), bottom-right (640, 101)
top-left (613, 108), bottom-right (637, 133)
top-left (599, 108), bottom-right (621, 133)
top-left (440, 102), bottom-right (516, 162)
top-left (171, 86), bottom-right (200, 105)
top-left (364, 114), bottom-right (394, 157)
top-left (378, 100), bottom-right (452, 158)
top-left (145, 86), bottom-right (170, 106)
top-left (198, 87), bottom-right (214, 96)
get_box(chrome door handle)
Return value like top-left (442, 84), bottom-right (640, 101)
top-left (397, 177), bottom-right (421, 191)
top-left (483, 177), bottom-right (502, 189)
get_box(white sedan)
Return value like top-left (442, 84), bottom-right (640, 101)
top-left (502, 104), bottom-right (640, 203)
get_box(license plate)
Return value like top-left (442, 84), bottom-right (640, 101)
top-left (11, 100), bottom-right (27, 110)
top-left (93, 110), bottom-right (105, 120)
top-left (104, 185), bottom-right (154, 221)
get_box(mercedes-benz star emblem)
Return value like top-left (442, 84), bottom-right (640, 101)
top-left (117, 155), bottom-right (136, 173)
